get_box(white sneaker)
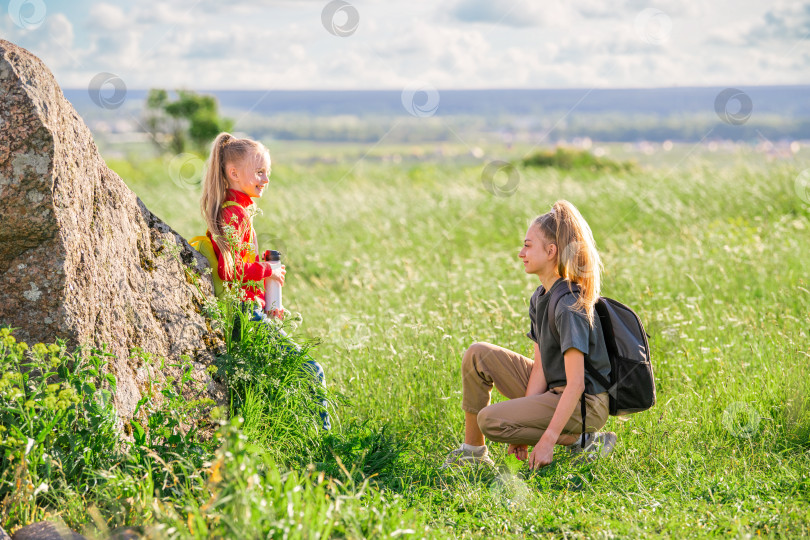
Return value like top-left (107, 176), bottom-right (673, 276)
top-left (568, 432), bottom-right (617, 463)
top-left (441, 445), bottom-right (495, 469)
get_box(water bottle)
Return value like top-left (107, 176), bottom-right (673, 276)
top-left (263, 250), bottom-right (283, 314)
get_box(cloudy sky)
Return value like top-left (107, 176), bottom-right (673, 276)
top-left (2, 0), bottom-right (809, 90)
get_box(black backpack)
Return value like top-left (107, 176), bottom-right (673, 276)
top-left (547, 283), bottom-right (655, 444)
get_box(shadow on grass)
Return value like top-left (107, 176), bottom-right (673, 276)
top-left (307, 421), bottom-right (409, 487)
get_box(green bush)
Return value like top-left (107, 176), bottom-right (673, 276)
top-left (0, 329), bottom-right (221, 531)
top-left (522, 146), bottom-right (636, 172)
top-left (0, 330), bottom-right (119, 525)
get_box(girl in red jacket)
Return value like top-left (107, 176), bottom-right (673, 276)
top-left (201, 132), bottom-right (280, 312)
top-left (200, 132), bottom-right (330, 430)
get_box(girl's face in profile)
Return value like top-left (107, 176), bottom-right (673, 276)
top-left (519, 225), bottom-right (554, 276)
top-left (226, 151), bottom-right (271, 198)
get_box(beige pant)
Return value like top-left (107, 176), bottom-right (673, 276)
top-left (462, 342), bottom-right (609, 446)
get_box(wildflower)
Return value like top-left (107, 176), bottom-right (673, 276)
top-left (47, 344), bottom-right (60, 354)
top-left (33, 343), bottom-right (48, 356)
top-left (208, 458), bottom-right (224, 484)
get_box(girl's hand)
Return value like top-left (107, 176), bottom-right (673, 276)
top-left (269, 308), bottom-right (284, 320)
top-left (268, 264), bottom-right (286, 286)
top-left (507, 444), bottom-right (528, 461)
top-left (527, 437), bottom-right (555, 470)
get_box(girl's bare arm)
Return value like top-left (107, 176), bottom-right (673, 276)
top-left (527, 347), bottom-right (586, 469)
top-left (524, 342), bottom-right (548, 396)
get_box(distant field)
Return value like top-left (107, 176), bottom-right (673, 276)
top-left (107, 146), bottom-right (810, 537)
top-left (66, 85), bottom-right (810, 144)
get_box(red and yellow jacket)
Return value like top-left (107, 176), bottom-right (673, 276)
top-left (207, 189), bottom-right (273, 308)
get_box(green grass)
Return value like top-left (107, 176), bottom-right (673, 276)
top-left (256, 152), bottom-right (810, 537)
top-left (3, 145), bottom-right (810, 537)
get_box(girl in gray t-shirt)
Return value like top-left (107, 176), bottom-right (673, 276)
top-left (442, 200), bottom-right (617, 471)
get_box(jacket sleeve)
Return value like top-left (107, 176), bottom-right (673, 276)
top-left (238, 260), bottom-right (273, 282)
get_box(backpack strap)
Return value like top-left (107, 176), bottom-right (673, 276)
top-left (584, 358), bottom-right (611, 394)
top-left (546, 281), bottom-right (611, 392)
top-left (207, 201), bottom-right (242, 230)
top-left (209, 201), bottom-right (243, 236)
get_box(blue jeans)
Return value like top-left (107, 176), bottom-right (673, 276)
top-left (245, 307), bottom-right (331, 430)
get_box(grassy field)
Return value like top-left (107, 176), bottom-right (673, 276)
top-left (3, 143), bottom-right (809, 538)
top-left (108, 142), bottom-right (810, 537)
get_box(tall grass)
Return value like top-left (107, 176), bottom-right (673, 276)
top-left (1, 149), bottom-right (808, 537)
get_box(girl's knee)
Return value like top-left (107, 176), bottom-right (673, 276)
top-left (477, 405), bottom-right (531, 443)
top-left (462, 341), bottom-right (489, 369)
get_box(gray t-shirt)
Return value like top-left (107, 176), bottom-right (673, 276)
top-left (527, 278), bottom-right (611, 394)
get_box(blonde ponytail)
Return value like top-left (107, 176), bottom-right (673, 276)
top-left (200, 132), bottom-right (269, 279)
top-left (533, 200), bottom-right (603, 325)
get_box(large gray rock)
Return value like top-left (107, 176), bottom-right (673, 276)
top-left (0, 40), bottom-right (225, 424)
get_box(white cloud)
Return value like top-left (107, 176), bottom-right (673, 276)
top-left (1, 0), bottom-right (807, 90)
top-left (0, 13), bottom-right (80, 73)
top-left (625, 0), bottom-right (704, 19)
top-left (450, 0), bottom-right (572, 28)
top-left (87, 3), bottom-right (127, 31)
top-left (94, 30), bottom-right (140, 67)
top-left (132, 4), bottom-right (193, 26)
top-left (744, 3), bottom-right (810, 43)
top-left (706, 21), bottom-right (757, 47)
top-left (575, 1), bottom-right (625, 19)
top-left (48, 13), bottom-right (75, 45)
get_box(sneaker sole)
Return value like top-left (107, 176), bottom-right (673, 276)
top-left (440, 456), bottom-right (496, 469)
top-left (571, 433), bottom-right (617, 464)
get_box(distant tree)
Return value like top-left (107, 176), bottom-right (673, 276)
top-left (144, 89), bottom-right (233, 155)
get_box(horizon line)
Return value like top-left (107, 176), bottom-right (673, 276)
top-left (61, 84), bottom-right (810, 92)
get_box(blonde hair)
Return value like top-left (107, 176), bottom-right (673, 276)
top-left (200, 132), bottom-right (269, 278)
top-left (533, 200), bottom-right (603, 325)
